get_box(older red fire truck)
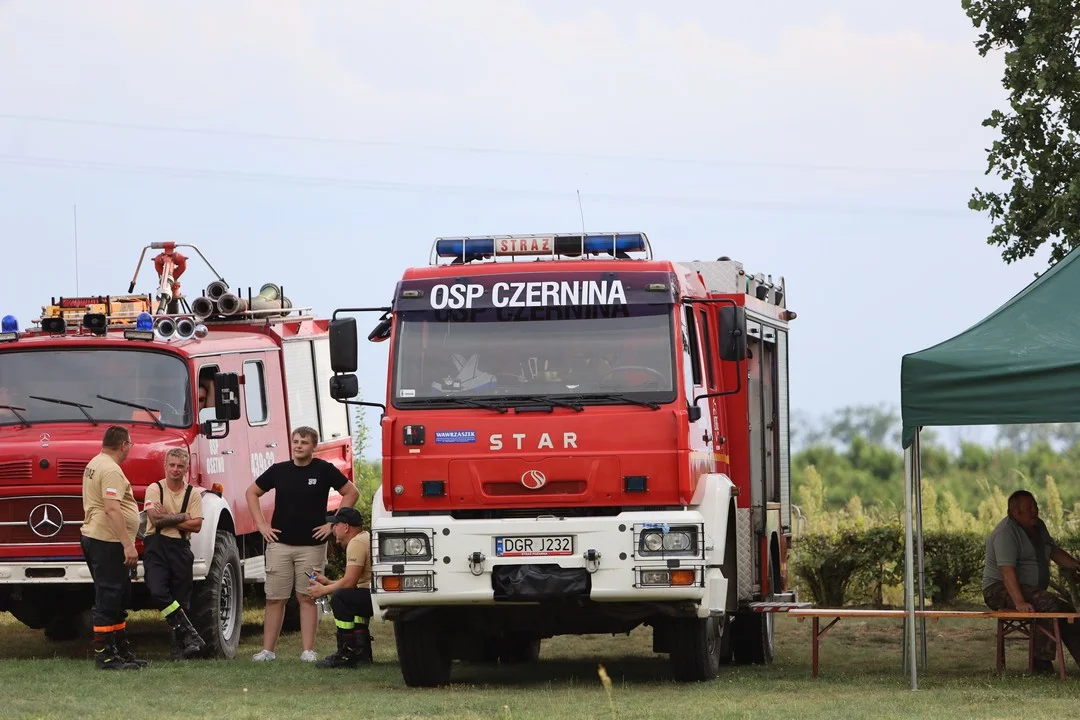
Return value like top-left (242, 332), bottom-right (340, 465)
top-left (329, 232), bottom-right (796, 686)
top-left (0, 242), bottom-right (351, 657)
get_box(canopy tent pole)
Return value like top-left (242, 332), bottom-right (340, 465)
top-left (914, 430), bottom-right (927, 669)
top-left (903, 432), bottom-right (918, 690)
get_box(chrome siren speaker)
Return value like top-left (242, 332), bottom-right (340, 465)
top-left (217, 293), bottom-right (247, 316)
top-left (155, 317), bottom-right (176, 338)
top-left (205, 280), bottom-right (230, 301)
top-left (193, 323), bottom-right (209, 339)
top-left (191, 296), bottom-right (215, 320)
top-left (175, 317), bottom-right (196, 339)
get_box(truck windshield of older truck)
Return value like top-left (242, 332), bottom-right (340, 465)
top-left (392, 304), bottom-right (677, 408)
top-left (0, 349), bottom-right (193, 428)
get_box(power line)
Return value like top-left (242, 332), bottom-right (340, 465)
top-left (0, 152), bottom-right (972, 218)
top-left (0, 112), bottom-right (978, 177)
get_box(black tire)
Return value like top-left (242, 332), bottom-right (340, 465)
top-left (191, 530), bottom-right (243, 659)
top-left (10, 599), bottom-right (58, 630)
top-left (394, 617), bottom-right (452, 687)
top-left (732, 611), bottom-right (774, 665)
top-left (44, 609), bottom-right (92, 642)
top-left (669, 615), bottom-right (725, 682)
top-left (281, 596), bottom-right (301, 634)
top-left (498, 635), bottom-right (541, 664)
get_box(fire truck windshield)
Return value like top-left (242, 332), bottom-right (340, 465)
top-left (392, 304), bottom-right (677, 408)
top-left (0, 349), bottom-right (192, 428)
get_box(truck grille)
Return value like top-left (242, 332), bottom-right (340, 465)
top-left (0, 496), bottom-right (83, 544)
top-left (482, 480), bottom-right (587, 497)
top-left (56, 460), bottom-right (88, 480)
top-left (0, 460), bottom-right (32, 481)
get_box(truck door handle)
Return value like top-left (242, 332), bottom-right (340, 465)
top-left (222, 450), bottom-right (235, 455)
top-left (265, 443), bottom-right (277, 448)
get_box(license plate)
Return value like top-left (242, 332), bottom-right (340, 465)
top-left (495, 535), bottom-right (574, 557)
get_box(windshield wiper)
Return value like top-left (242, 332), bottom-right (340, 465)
top-left (96, 394), bottom-right (166, 430)
top-left (0, 405), bottom-right (30, 428)
top-left (563, 393), bottom-right (661, 410)
top-left (500, 395), bottom-right (584, 413)
top-left (28, 395), bottom-right (98, 424)
top-left (413, 396), bottom-right (508, 414)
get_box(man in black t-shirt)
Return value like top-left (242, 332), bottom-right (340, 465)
top-left (245, 426), bottom-right (359, 662)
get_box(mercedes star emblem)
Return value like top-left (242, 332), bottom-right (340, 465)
top-left (28, 503), bottom-right (64, 538)
top-left (39, 433), bottom-right (51, 448)
top-left (521, 469), bottom-right (547, 490)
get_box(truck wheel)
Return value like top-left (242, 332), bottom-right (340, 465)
top-left (498, 635), bottom-right (541, 664)
top-left (669, 615), bottom-right (725, 682)
top-left (44, 609), bottom-right (91, 642)
top-left (394, 617), bottom-right (452, 687)
top-left (732, 611), bottom-right (774, 665)
top-left (191, 530), bottom-right (243, 659)
top-left (281, 596), bottom-right (301, 634)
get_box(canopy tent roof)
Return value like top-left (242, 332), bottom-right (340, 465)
top-left (901, 246), bottom-right (1080, 447)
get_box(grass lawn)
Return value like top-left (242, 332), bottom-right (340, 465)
top-left (0, 606), bottom-right (1077, 719)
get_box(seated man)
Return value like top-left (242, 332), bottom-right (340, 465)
top-left (197, 379), bottom-right (217, 423)
top-left (983, 489), bottom-right (1080, 673)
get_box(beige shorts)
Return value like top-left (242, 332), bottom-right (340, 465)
top-left (264, 543), bottom-right (327, 601)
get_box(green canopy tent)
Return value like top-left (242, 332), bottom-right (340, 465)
top-left (898, 246), bottom-right (1080, 689)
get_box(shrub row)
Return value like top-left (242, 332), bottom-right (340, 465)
top-left (792, 526), bottom-right (1080, 608)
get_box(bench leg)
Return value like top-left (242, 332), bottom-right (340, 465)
top-left (1028, 620), bottom-right (1036, 674)
top-left (812, 617), bottom-right (819, 679)
top-left (996, 620), bottom-right (1005, 675)
top-left (1054, 619), bottom-right (1066, 681)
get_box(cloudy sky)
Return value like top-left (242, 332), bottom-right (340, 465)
top-left (0, 1), bottom-right (1045, 448)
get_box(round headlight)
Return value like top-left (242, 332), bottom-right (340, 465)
top-left (383, 538), bottom-right (406, 556)
top-left (663, 531), bottom-right (691, 552)
top-left (643, 532), bottom-right (664, 552)
top-left (405, 537), bottom-right (426, 556)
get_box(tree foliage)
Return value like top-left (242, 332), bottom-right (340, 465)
top-left (963, 0), bottom-right (1080, 264)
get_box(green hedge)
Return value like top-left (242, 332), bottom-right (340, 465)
top-left (792, 528), bottom-right (1002, 607)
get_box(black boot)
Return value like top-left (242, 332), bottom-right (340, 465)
top-left (113, 625), bottom-right (148, 668)
top-left (354, 623), bottom-right (373, 665)
top-left (94, 630), bottom-right (141, 670)
top-left (315, 629), bottom-right (359, 669)
top-left (165, 608), bottom-right (207, 659)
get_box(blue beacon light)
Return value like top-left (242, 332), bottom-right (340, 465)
top-left (136, 312), bottom-right (154, 332)
top-left (1, 315), bottom-right (18, 333)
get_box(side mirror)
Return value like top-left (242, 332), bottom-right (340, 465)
top-left (330, 374), bottom-right (359, 401)
top-left (214, 372), bottom-right (242, 421)
top-left (367, 313), bottom-right (392, 343)
top-left (201, 419), bottom-right (230, 439)
top-left (687, 405), bottom-right (702, 423)
top-left (329, 318), bottom-right (358, 373)
top-left (718, 306), bottom-right (747, 362)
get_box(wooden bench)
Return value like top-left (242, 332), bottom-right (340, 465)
top-left (786, 608), bottom-right (1080, 680)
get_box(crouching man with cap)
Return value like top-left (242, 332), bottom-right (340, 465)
top-left (308, 507), bottom-right (373, 668)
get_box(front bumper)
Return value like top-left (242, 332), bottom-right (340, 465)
top-left (0, 558), bottom-right (209, 584)
top-left (371, 510), bottom-right (725, 615)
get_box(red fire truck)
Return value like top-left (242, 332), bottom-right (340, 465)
top-left (0, 242), bottom-right (352, 657)
top-left (329, 232), bottom-right (796, 686)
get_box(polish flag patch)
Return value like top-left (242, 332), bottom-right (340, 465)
top-left (105, 487), bottom-right (118, 498)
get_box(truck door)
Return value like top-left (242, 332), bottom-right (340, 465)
top-left (241, 353), bottom-right (281, 489)
top-left (681, 306), bottom-right (713, 460)
top-left (194, 358), bottom-right (251, 532)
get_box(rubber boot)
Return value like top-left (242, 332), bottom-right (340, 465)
top-left (315, 629), bottom-right (359, 669)
top-left (113, 625), bottom-right (149, 668)
top-left (166, 608), bottom-right (207, 659)
top-left (353, 624), bottom-right (373, 665)
top-left (94, 630), bottom-right (141, 670)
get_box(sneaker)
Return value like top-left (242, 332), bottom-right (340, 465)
top-left (252, 649), bottom-right (276, 662)
top-left (299, 649), bottom-right (317, 662)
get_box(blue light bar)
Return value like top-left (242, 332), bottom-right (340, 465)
top-left (136, 312), bottom-right (154, 331)
top-left (434, 232), bottom-right (649, 259)
top-left (1, 315), bottom-right (17, 333)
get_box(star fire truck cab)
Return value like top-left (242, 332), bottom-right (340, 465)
top-left (0, 242), bottom-right (352, 657)
top-left (329, 233), bottom-right (796, 686)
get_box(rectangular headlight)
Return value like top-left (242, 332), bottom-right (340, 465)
top-left (378, 533), bottom-right (432, 561)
